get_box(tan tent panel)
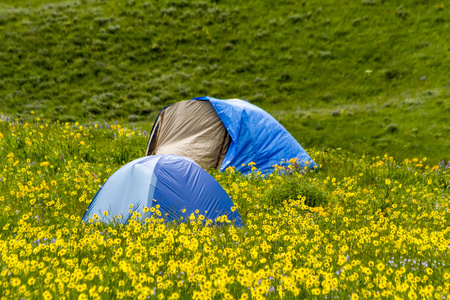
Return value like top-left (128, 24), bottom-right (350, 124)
top-left (146, 100), bottom-right (231, 169)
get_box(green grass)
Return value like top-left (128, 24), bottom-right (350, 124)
top-left (0, 0), bottom-right (69, 7)
top-left (0, 0), bottom-right (449, 163)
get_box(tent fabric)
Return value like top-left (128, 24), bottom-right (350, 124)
top-left (83, 155), bottom-right (243, 226)
top-left (146, 101), bottom-right (230, 169)
top-left (193, 97), bottom-right (318, 174)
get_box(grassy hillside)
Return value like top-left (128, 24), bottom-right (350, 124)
top-left (0, 0), bottom-right (449, 162)
top-left (1, 118), bottom-right (449, 299)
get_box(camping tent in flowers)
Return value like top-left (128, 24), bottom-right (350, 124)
top-left (146, 96), bottom-right (318, 174)
top-left (83, 155), bottom-right (243, 226)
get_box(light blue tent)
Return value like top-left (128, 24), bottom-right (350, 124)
top-left (83, 155), bottom-right (243, 226)
top-left (146, 97), bottom-right (318, 174)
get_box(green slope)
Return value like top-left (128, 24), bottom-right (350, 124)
top-left (0, 0), bottom-right (449, 162)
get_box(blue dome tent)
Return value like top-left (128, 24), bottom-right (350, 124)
top-left (83, 155), bottom-right (243, 226)
top-left (146, 97), bottom-right (318, 174)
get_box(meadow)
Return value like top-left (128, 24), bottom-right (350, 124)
top-left (1, 0), bottom-right (450, 299)
top-left (0, 117), bottom-right (449, 299)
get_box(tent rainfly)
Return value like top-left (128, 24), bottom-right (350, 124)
top-left (146, 96), bottom-right (318, 174)
top-left (83, 155), bottom-right (243, 226)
